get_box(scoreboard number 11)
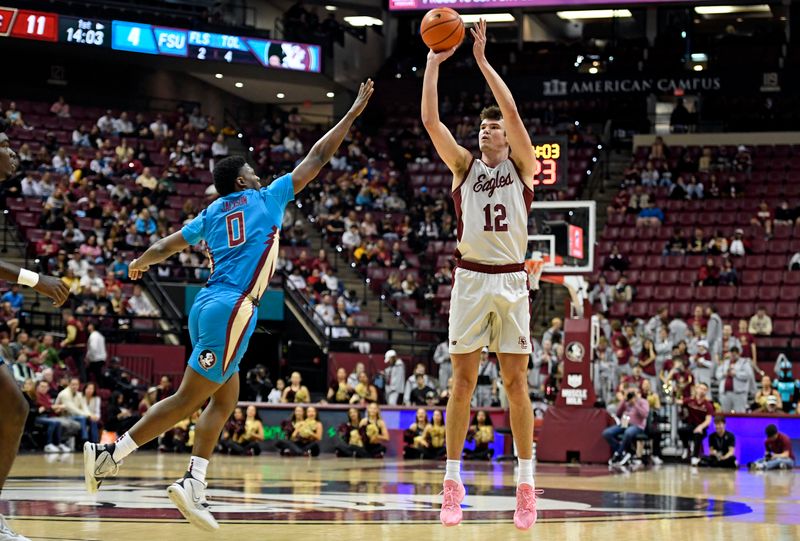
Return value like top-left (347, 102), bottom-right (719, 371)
top-left (26, 14), bottom-right (46, 35)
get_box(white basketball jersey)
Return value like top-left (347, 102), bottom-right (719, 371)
top-left (453, 158), bottom-right (534, 266)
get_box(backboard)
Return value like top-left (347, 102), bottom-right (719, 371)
top-left (527, 200), bottom-right (596, 274)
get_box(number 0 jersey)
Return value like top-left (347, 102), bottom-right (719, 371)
top-left (453, 158), bottom-right (534, 266)
top-left (181, 173), bottom-right (294, 300)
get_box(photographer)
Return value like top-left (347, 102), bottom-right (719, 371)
top-left (749, 424), bottom-right (795, 471)
top-left (699, 416), bottom-right (737, 469)
top-left (245, 364), bottom-right (273, 402)
top-left (602, 385), bottom-right (649, 465)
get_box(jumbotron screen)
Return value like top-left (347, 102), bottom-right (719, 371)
top-left (390, 0), bottom-right (688, 10)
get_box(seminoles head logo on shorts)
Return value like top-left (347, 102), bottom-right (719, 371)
top-left (565, 342), bottom-right (585, 363)
top-left (518, 336), bottom-right (528, 349)
top-left (198, 350), bottom-right (217, 370)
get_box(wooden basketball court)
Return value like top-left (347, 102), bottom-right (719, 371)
top-left (2, 453), bottom-right (797, 540)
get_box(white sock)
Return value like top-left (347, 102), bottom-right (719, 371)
top-left (112, 433), bottom-right (139, 462)
top-left (517, 458), bottom-right (534, 488)
top-left (444, 459), bottom-right (462, 484)
top-left (188, 456), bottom-right (209, 484)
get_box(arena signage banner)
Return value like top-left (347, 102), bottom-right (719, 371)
top-left (390, 0), bottom-right (690, 10)
top-left (541, 75), bottom-right (722, 96)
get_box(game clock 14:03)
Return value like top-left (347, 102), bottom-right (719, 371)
top-left (59, 16), bottom-right (109, 47)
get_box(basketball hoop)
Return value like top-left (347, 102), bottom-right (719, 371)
top-left (525, 254), bottom-right (545, 291)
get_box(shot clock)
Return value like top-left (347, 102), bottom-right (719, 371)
top-left (531, 136), bottom-right (568, 191)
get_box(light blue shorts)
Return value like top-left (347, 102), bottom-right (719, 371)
top-left (187, 286), bottom-right (258, 384)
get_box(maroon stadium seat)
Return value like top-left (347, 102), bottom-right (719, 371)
top-left (732, 303), bottom-right (755, 319)
top-left (773, 320), bottom-right (794, 336)
top-left (775, 302), bottom-right (799, 319)
top-left (674, 287), bottom-right (695, 301)
top-left (716, 287), bottom-right (737, 301)
top-left (757, 285), bottom-right (780, 300)
top-left (716, 303), bottom-right (734, 319)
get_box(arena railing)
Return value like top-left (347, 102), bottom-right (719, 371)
top-left (21, 310), bottom-right (181, 343)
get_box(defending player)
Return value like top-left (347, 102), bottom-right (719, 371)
top-left (83, 80), bottom-right (374, 531)
top-left (421, 20), bottom-right (540, 529)
top-left (0, 144), bottom-right (70, 541)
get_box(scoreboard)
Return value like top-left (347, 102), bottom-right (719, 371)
top-left (0, 5), bottom-right (322, 73)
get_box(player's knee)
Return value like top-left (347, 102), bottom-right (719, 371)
top-left (6, 391), bottom-right (28, 422)
top-left (503, 372), bottom-right (528, 397)
top-left (452, 375), bottom-right (476, 397)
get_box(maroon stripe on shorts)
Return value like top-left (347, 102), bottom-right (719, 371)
top-left (456, 259), bottom-right (524, 274)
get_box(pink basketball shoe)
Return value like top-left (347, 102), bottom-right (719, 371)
top-left (439, 480), bottom-right (466, 527)
top-left (513, 484), bottom-right (543, 530)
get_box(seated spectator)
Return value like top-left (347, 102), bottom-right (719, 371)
top-left (1, 285), bottom-right (23, 313)
top-left (4, 101), bottom-right (24, 127)
top-left (267, 379), bottom-right (285, 403)
top-left (718, 259), bottom-right (738, 286)
top-left (401, 273), bottom-right (419, 299)
top-left (663, 227), bottom-right (688, 255)
top-left (326, 367), bottom-right (353, 404)
top-left (128, 285), bottom-right (159, 316)
top-left (748, 424), bottom-right (795, 470)
top-left (403, 409), bottom-right (430, 459)
top-left (287, 267), bottom-right (307, 291)
top-left (55, 377), bottom-right (100, 443)
top-left (350, 370), bottom-right (378, 404)
top-left (281, 371), bottom-right (310, 403)
top-left (603, 385), bottom-right (649, 465)
top-left (686, 228), bottom-right (706, 253)
top-left (706, 231), bottom-right (728, 255)
top-left (419, 409), bottom-right (446, 459)
top-left (22, 379), bottom-right (65, 453)
top-left (677, 382), bottom-right (714, 465)
top-left (211, 134), bottom-right (229, 159)
top-left (636, 200), bottom-right (664, 227)
top-left (138, 386), bottom-right (159, 415)
top-left (35, 380), bottom-right (80, 451)
top-left (698, 416), bottom-right (737, 469)
top-left (748, 307), bottom-right (773, 336)
top-left (282, 131), bottom-right (304, 155)
top-left (640, 161), bottom-right (660, 187)
top-left (686, 175), bottom-right (704, 200)
top-left (83, 382), bottom-right (102, 422)
top-left (602, 244), bottom-right (629, 272)
top-left (136, 167), bottom-right (158, 193)
top-left (669, 176), bottom-right (689, 200)
top-left (751, 201), bottom-right (773, 237)
top-left (463, 410), bottom-right (494, 461)
top-left (650, 136), bottom-right (667, 160)
top-left (49, 96), bottom-right (70, 117)
top-left (697, 257), bottom-right (720, 286)
top-left (626, 185), bottom-right (649, 215)
top-left (341, 224), bottom-right (361, 252)
top-left (612, 275), bottom-right (634, 303)
top-left (135, 209), bottom-right (157, 236)
top-left (159, 410), bottom-right (200, 453)
top-left (96, 110), bottom-right (115, 134)
top-left (408, 374), bottom-right (436, 406)
top-left (588, 275), bottom-right (613, 313)
top-left (753, 376), bottom-right (782, 412)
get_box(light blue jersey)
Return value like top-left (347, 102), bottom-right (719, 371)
top-left (181, 174), bottom-right (294, 382)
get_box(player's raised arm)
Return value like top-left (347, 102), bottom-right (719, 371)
top-left (0, 260), bottom-right (69, 306)
top-left (421, 48), bottom-right (472, 184)
top-left (291, 79), bottom-right (374, 194)
top-left (471, 19), bottom-right (534, 182)
top-left (128, 230), bottom-right (190, 280)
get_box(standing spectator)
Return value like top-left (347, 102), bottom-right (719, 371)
top-left (689, 340), bottom-right (715, 389)
top-left (699, 416), bottom-right (737, 469)
top-left (706, 305), bottom-right (723, 361)
top-left (654, 327), bottom-right (673, 377)
top-left (472, 348), bottom-right (498, 407)
top-left (603, 385), bottom-right (649, 465)
top-left (638, 338), bottom-right (658, 389)
top-left (384, 349), bottom-right (406, 405)
top-left (716, 347), bottom-right (754, 413)
top-left (433, 340), bottom-right (452, 392)
top-left (530, 339), bottom-right (554, 397)
top-left (677, 383), bottom-right (714, 465)
top-left (748, 307), bottom-right (773, 336)
top-left (593, 337), bottom-right (618, 405)
top-left (85, 322), bottom-right (107, 384)
top-left (645, 307), bottom-right (669, 342)
top-left (267, 379), bottom-right (284, 403)
top-left (749, 424), bottom-right (795, 470)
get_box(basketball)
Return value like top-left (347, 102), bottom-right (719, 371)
top-left (420, 8), bottom-right (464, 52)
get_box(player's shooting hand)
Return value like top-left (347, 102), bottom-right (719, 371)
top-left (427, 46), bottom-right (457, 65)
top-left (470, 18), bottom-right (487, 61)
top-left (33, 274), bottom-right (70, 307)
top-left (349, 79), bottom-right (374, 117)
top-left (128, 258), bottom-right (150, 280)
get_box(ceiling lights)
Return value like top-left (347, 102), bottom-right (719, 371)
top-left (276, 92), bottom-right (285, 99)
top-left (215, 73), bottom-right (223, 79)
top-left (344, 16), bottom-right (383, 27)
top-left (556, 9), bottom-right (632, 20)
top-left (234, 82), bottom-right (243, 88)
top-left (694, 5), bottom-right (771, 15)
top-left (326, 92), bottom-right (335, 98)
top-left (461, 13), bottom-right (515, 23)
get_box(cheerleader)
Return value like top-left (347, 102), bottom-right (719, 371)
top-left (276, 406), bottom-right (314, 456)
top-left (421, 409), bottom-right (446, 459)
top-left (326, 367), bottom-right (353, 404)
top-left (358, 402), bottom-right (389, 458)
top-left (281, 371), bottom-right (311, 403)
top-left (334, 407), bottom-right (371, 458)
top-left (403, 409), bottom-right (429, 459)
top-left (463, 410), bottom-right (494, 461)
top-left (350, 370), bottom-right (379, 404)
top-left (296, 406), bottom-right (323, 456)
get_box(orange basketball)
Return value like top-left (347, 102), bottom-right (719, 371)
top-left (420, 8), bottom-right (464, 53)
